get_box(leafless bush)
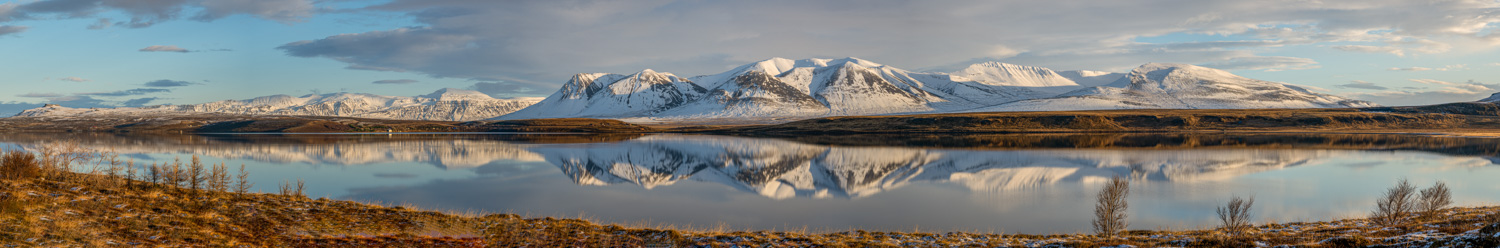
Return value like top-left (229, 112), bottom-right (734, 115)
top-left (1418, 181), bottom-right (1452, 218)
top-left (1372, 178), bottom-right (1417, 226)
top-left (1217, 195), bottom-right (1255, 236)
top-left (1093, 175), bottom-right (1129, 237)
top-left (280, 179), bottom-right (306, 197)
top-left (1, 150), bottom-right (42, 180)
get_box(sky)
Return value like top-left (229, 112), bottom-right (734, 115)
top-left (2, 0), bottom-right (1499, 114)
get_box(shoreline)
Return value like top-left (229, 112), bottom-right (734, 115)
top-left (2, 104), bottom-right (1500, 139)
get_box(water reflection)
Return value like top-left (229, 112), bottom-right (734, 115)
top-left (0, 132), bottom-right (1496, 233)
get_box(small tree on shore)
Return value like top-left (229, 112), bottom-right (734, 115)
top-left (1217, 195), bottom-right (1255, 236)
top-left (1094, 175), bottom-right (1129, 237)
top-left (1417, 181), bottom-right (1452, 219)
top-left (1372, 178), bottom-right (1417, 226)
top-left (233, 164), bottom-right (253, 194)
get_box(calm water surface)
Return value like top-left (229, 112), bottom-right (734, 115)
top-left (1, 132), bottom-right (1497, 234)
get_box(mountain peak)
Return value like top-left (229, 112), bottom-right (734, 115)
top-left (827, 57), bottom-right (884, 68)
top-left (420, 88), bottom-right (495, 101)
top-left (951, 61), bottom-right (1078, 87)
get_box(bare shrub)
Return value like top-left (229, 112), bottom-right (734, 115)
top-left (1216, 195), bottom-right (1255, 236)
top-left (1418, 181), bottom-right (1452, 218)
top-left (280, 179), bottom-right (305, 197)
top-left (1, 150), bottom-right (42, 180)
top-left (1372, 178), bottom-right (1417, 226)
top-left (1093, 175), bottom-right (1129, 237)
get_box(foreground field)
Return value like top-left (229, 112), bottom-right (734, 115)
top-left (3, 149), bottom-right (1500, 247)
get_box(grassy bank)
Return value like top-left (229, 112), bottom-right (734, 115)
top-left (3, 148), bottom-right (1500, 247)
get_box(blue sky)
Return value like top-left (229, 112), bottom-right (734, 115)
top-left (2, 0), bottom-right (1499, 114)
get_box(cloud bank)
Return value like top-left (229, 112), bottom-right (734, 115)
top-left (271, 0), bottom-right (1500, 87)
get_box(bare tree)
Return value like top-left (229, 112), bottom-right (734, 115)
top-left (1217, 195), bottom-right (1255, 236)
top-left (209, 162), bottom-right (229, 192)
top-left (147, 162), bottom-right (161, 185)
top-left (188, 155), bottom-right (206, 191)
top-left (1372, 178), bottom-right (1417, 226)
top-left (1418, 181), bottom-right (1452, 219)
top-left (233, 164), bottom-right (253, 194)
top-left (124, 160), bottom-right (136, 187)
top-left (1093, 175), bottom-right (1129, 237)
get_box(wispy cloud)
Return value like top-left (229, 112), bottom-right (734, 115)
top-left (59, 77), bottom-right (89, 82)
top-left (17, 93), bottom-right (62, 98)
top-left (1387, 64), bottom-right (1467, 71)
top-left (372, 79), bottom-right (418, 84)
top-left (1198, 56), bottom-right (1319, 71)
top-left (2, 0), bottom-right (313, 28)
top-left (144, 79), bottom-right (198, 87)
top-left (0, 25), bottom-right (25, 37)
top-left (1335, 80), bottom-right (1388, 90)
top-left (1348, 80), bottom-right (1500, 106)
top-left (77, 88), bottom-right (170, 97)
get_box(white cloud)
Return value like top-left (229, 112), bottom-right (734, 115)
top-left (60, 77), bottom-right (89, 82)
top-left (1348, 80), bottom-right (1500, 106)
top-left (1334, 45), bottom-right (1407, 56)
top-left (1388, 65), bottom-right (1465, 71)
top-left (139, 45), bottom-right (190, 53)
top-left (1198, 56), bottom-right (1319, 71)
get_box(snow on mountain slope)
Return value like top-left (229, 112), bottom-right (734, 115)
top-left (951, 62), bottom-right (1079, 87)
top-left (968, 63), bottom-right (1377, 112)
top-left (499, 70), bottom-right (708, 119)
top-left (1479, 92), bottom-right (1500, 103)
top-left (13, 88), bottom-right (539, 121)
top-left (499, 57), bottom-right (1063, 121)
top-left (1058, 70), bottom-right (1126, 87)
top-left (502, 58), bottom-right (1375, 123)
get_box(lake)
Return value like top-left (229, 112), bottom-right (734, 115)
top-left (1, 132), bottom-right (1497, 234)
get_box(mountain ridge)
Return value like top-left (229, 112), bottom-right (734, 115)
top-left (13, 88), bottom-right (540, 121)
top-left (497, 58), bottom-right (1375, 122)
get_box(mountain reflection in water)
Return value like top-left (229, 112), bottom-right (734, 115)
top-left (0, 132), bottom-right (1496, 233)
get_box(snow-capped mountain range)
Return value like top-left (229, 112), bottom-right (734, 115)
top-left (11, 58), bottom-right (1381, 122)
top-left (14, 88), bottom-right (539, 121)
top-left (497, 58), bottom-right (1376, 121)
